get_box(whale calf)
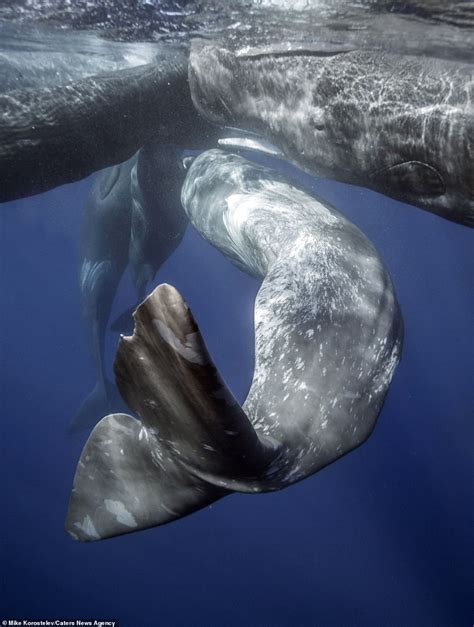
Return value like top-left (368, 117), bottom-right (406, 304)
top-left (66, 150), bottom-right (403, 541)
top-left (189, 41), bottom-right (474, 226)
top-left (111, 144), bottom-right (190, 330)
top-left (120, 143), bottom-right (189, 327)
top-left (76, 143), bottom-right (193, 429)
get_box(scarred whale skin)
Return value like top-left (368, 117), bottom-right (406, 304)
top-left (66, 150), bottom-right (403, 541)
top-left (189, 41), bottom-right (474, 226)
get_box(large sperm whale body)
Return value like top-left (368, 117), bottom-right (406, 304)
top-left (72, 156), bottom-right (136, 432)
top-left (189, 41), bottom-right (474, 226)
top-left (66, 150), bottom-right (403, 541)
top-left (0, 46), bottom-right (218, 203)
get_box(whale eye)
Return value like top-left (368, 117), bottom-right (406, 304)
top-left (311, 107), bottom-right (325, 131)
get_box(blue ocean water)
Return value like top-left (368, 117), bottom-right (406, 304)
top-left (0, 156), bottom-right (472, 626)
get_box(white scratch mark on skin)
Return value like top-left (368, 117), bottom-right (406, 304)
top-left (74, 515), bottom-right (100, 539)
top-left (138, 427), bottom-right (149, 441)
top-left (161, 504), bottom-right (180, 517)
top-left (104, 500), bottom-right (138, 528)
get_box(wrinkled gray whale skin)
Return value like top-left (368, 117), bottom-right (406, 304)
top-left (71, 155), bottom-right (136, 432)
top-left (66, 150), bottom-right (403, 541)
top-left (0, 47), bottom-right (218, 203)
top-left (189, 41), bottom-right (474, 226)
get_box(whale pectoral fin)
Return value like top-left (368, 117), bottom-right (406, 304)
top-left (218, 136), bottom-right (284, 158)
top-left (114, 284), bottom-right (277, 487)
top-left (66, 412), bottom-right (227, 542)
top-left (370, 161), bottom-right (446, 197)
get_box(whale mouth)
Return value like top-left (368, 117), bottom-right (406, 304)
top-left (368, 160), bottom-right (446, 198)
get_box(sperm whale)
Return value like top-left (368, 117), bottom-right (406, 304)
top-left (0, 46), bottom-right (217, 203)
top-left (71, 156), bottom-right (136, 432)
top-left (66, 149), bottom-right (403, 541)
top-left (111, 143), bottom-right (189, 331)
top-left (189, 41), bottom-right (474, 226)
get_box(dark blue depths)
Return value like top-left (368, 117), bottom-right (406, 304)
top-left (0, 159), bottom-right (472, 627)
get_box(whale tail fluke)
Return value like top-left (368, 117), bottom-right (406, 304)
top-left (65, 412), bottom-right (228, 541)
top-left (66, 283), bottom-right (278, 541)
top-left (68, 379), bottom-right (123, 434)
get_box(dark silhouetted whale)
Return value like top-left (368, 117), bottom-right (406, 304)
top-left (75, 143), bottom-right (191, 430)
top-left (113, 143), bottom-right (189, 330)
top-left (71, 156), bottom-right (136, 432)
top-left (0, 46), bottom-right (218, 203)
